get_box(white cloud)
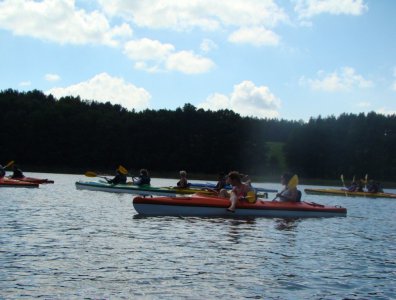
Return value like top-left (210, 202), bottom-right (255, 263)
top-left (198, 80), bottom-right (281, 118)
top-left (198, 93), bottom-right (230, 111)
top-left (357, 101), bottom-right (371, 108)
top-left (0, 0), bottom-right (132, 46)
top-left (228, 27), bottom-right (280, 46)
top-left (299, 67), bottom-right (373, 92)
top-left (123, 38), bottom-right (214, 74)
top-left (19, 81), bottom-right (31, 87)
top-left (46, 72), bottom-right (151, 111)
top-left (295, 0), bottom-right (368, 19)
top-left (376, 108), bottom-right (396, 116)
top-left (98, 0), bottom-right (288, 31)
top-left (200, 39), bottom-right (218, 53)
top-left (124, 38), bottom-right (174, 61)
top-left (166, 51), bottom-right (215, 74)
top-left (45, 73), bottom-right (61, 82)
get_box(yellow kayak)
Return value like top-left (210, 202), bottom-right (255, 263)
top-left (304, 188), bottom-right (396, 199)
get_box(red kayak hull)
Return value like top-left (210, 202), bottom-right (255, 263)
top-left (10, 176), bottom-right (54, 184)
top-left (133, 194), bottom-right (347, 218)
top-left (0, 177), bottom-right (39, 188)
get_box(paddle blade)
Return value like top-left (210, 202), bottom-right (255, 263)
top-left (246, 190), bottom-right (257, 203)
top-left (340, 174), bottom-right (346, 187)
top-left (287, 174), bottom-right (299, 189)
top-left (4, 160), bottom-right (14, 169)
top-left (85, 171), bottom-right (98, 177)
top-left (118, 165), bottom-right (128, 175)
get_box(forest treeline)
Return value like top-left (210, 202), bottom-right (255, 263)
top-left (1, 89), bottom-right (395, 181)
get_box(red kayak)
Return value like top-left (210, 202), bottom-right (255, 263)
top-left (0, 177), bottom-right (39, 188)
top-left (9, 176), bottom-right (54, 184)
top-left (133, 194), bottom-right (347, 218)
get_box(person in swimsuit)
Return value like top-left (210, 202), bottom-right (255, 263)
top-left (220, 171), bottom-right (251, 212)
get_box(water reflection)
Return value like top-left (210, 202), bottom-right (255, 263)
top-left (274, 218), bottom-right (300, 231)
top-left (225, 218), bottom-right (257, 244)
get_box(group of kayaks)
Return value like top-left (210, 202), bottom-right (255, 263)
top-left (75, 179), bottom-right (348, 218)
top-left (0, 176), bottom-right (54, 188)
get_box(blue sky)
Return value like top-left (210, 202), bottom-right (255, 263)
top-left (0, 0), bottom-right (395, 120)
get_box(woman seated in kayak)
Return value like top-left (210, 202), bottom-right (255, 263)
top-left (10, 165), bottom-right (24, 179)
top-left (347, 180), bottom-right (358, 192)
top-left (219, 171), bottom-right (251, 212)
top-left (276, 172), bottom-right (298, 202)
top-left (177, 170), bottom-right (190, 188)
top-left (133, 169), bottom-right (151, 186)
top-left (107, 168), bottom-right (127, 185)
top-left (367, 180), bottom-right (383, 193)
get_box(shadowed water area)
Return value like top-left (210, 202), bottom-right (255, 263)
top-left (1, 173), bottom-right (395, 299)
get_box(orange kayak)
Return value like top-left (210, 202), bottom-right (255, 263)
top-left (133, 193), bottom-right (347, 218)
top-left (0, 177), bottom-right (39, 188)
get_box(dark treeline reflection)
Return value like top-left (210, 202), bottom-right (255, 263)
top-left (1, 89), bottom-right (395, 180)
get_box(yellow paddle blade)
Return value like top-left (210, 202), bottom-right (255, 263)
top-left (340, 174), bottom-right (344, 182)
top-left (118, 165), bottom-right (128, 175)
top-left (4, 160), bottom-right (14, 169)
top-left (85, 171), bottom-right (98, 177)
top-left (365, 174), bottom-right (368, 183)
top-left (246, 190), bottom-right (257, 203)
top-left (287, 174), bottom-right (299, 189)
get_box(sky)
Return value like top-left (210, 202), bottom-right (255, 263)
top-left (0, 0), bottom-right (395, 121)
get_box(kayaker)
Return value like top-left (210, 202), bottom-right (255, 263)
top-left (220, 171), bottom-right (251, 212)
top-left (10, 165), bottom-right (24, 179)
top-left (107, 169), bottom-right (127, 185)
top-left (276, 172), bottom-right (298, 202)
top-left (347, 181), bottom-right (358, 192)
top-left (133, 169), bottom-right (151, 186)
top-left (241, 174), bottom-right (252, 187)
top-left (214, 172), bottom-right (227, 191)
top-left (0, 165), bottom-right (5, 178)
top-left (367, 180), bottom-right (383, 193)
top-left (177, 170), bottom-right (190, 188)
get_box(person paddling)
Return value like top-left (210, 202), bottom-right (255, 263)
top-left (107, 167), bottom-right (127, 185)
top-left (275, 172), bottom-right (299, 202)
top-left (177, 170), bottom-right (190, 188)
top-left (10, 165), bottom-right (24, 179)
top-left (133, 169), bottom-right (151, 186)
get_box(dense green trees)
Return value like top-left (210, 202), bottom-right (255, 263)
top-left (285, 113), bottom-right (396, 180)
top-left (1, 89), bottom-right (395, 180)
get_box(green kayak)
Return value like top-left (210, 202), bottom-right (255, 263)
top-left (75, 180), bottom-right (217, 197)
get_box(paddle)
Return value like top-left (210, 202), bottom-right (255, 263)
top-left (118, 165), bottom-right (128, 175)
top-left (340, 174), bottom-right (349, 197)
top-left (340, 174), bottom-right (346, 188)
top-left (3, 160), bottom-right (14, 169)
top-left (273, 174), bottom-right (299, 201)
top-left (364, 174), bottom-right (368, 191)
top-left (84, 171), bottom-right (109, 181)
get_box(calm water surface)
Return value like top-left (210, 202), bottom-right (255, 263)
top-left (1, 173), bottom-right (395, 299)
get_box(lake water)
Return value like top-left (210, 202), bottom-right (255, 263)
top-left (1, 173), bottom-right (395, 299)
